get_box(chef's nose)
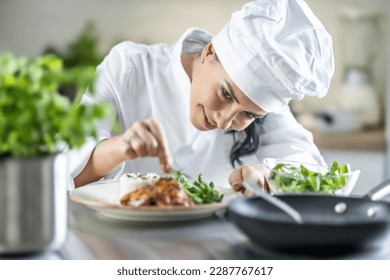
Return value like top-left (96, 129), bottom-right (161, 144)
top-left (216, 110), bottom-right (236, 130)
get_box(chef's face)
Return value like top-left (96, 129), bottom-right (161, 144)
top-left (189, 43), bottom-right (266, 132)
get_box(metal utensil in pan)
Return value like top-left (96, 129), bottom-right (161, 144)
top-left (242, 181), bottom-right (303, 224)
top-left (227, 178), bottom-right (390, 255)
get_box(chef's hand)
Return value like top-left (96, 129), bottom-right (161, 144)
top-left (228, 164), bottom-right (269, 196)
top-left (121, 118), bottom-right (172, 173)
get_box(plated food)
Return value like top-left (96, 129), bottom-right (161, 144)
top-left (119, 172), bottom-right (160, 197)
top-left (120, 177), bottom-right (194, 207)
top-left (118, 171), bottom-right (223, 208)
top-left (68, 181), bottom-right (232, 222)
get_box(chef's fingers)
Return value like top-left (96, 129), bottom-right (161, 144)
top-left (128, 133), bottom-right (148, 157)
top-left (229, 169), bottom-right (245, 192)
top-left (131, 122), bottom-right (159, 156)
top-left (123, 132), bottom-right (144, 159)
top-left (122, 118), bottom-right (172, 172)
top-left (228, 165), bottom-right (264, 196)
top-left (252, 164), bottom-right (270, 193)
top-left (142, 118), bottom-right (173, 173)
top-left (121, 132), bottom-right (136, 159)
top-left (123, 126), bottom-right (155, 159)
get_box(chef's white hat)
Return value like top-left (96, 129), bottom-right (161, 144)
top-left (212, 0), bottom-right (334, 112)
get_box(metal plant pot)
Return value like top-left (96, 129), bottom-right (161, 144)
top-left (0, 154), bottom-right (68, 254)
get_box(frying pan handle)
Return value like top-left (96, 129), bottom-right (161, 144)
top-left (364, 177), bottom-right (390, 201)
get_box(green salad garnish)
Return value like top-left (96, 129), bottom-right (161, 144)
top-left (270, 161), bottom-right (351, 194)
top-left (170, 171), bottom-right (224, 204)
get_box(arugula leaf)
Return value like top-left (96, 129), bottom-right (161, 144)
top-left (169, 171), bottom-right (224, 204)
top-left (270, 160), bottom-right (351, 194)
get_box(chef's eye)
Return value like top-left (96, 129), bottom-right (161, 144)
top-left (244, 112), bottom-right (261, 120)
top-left (244, 112), bottom-right (256, 119)
top-left (221, 88), bottom-right (233, 101)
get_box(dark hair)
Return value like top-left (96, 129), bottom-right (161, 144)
top-left (228, 116), bottom-right (266, 167)
top-left (211, 49), bottom-right (266, 167)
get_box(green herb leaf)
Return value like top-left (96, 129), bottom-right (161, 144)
top-left (169, 171), bottom-right (223, 204)
top-left (270, 160), bottom-right (351, 194)
top-left (0, 53), bottom-right (111, 157)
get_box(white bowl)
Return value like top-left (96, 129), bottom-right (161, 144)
top-left (262, 158), bottom-right (360, 196)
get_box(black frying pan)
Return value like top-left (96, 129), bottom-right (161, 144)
top-left (227, 179), bottom-right (390, 255)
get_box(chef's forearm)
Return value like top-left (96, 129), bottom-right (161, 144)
top-left (74, 136), bottom-right (126, 187)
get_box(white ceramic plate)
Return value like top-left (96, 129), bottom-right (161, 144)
top-left (69, 182), bottom-right (236, 222)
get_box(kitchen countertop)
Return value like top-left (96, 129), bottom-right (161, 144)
top-left (311, 128), bottom-right (386, 151)
top-left (5, 199), bottom-right (390, 260)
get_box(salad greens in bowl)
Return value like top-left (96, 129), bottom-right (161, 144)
top-left (263, 158), bottom-right (360, 195)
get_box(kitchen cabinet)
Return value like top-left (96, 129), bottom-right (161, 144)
top-left (312, 128), bottom-right (385, 151)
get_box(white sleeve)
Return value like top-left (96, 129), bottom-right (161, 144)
top-left (67, 43), bottom-right (133, 189)
top-left (257, 105), bottom-right (326, 166)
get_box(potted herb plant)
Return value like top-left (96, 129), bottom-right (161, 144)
top-left (0, 53), bottom-right (108, 254)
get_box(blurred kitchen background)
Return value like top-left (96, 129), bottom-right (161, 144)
top-left (0, 0), bottom-right (389, 195)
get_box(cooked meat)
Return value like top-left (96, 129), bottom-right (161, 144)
top-left (119, 186), bottom-right (154, 207)
top-left (120, 177), bottom-right (194, 207)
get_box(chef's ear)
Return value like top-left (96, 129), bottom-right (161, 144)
top-left (201, 43), bottom-right (219, 63)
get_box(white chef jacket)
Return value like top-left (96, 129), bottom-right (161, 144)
top-left (68, 28), bottom-right (326, 191)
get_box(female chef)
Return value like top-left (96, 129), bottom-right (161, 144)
top-left (69, 0), bottom-right (334, 194)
